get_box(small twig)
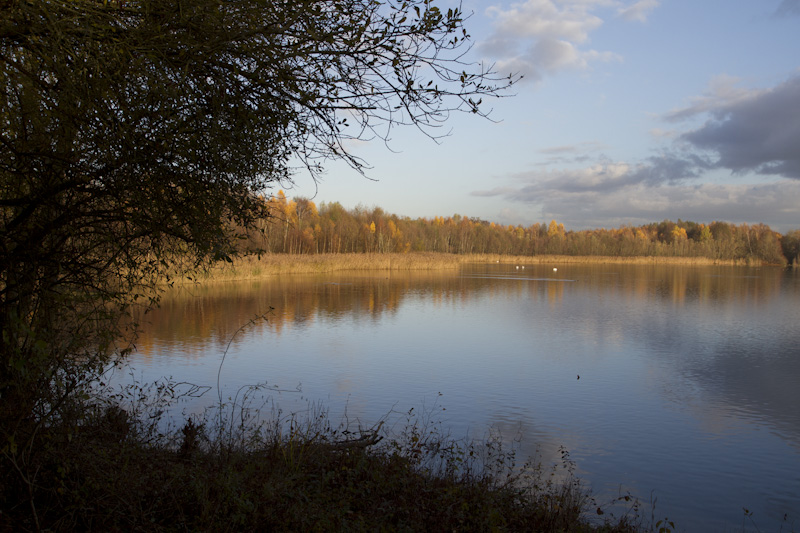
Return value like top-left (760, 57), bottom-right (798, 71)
top-left (216, 312), bottom-right (271, 415)
top-left (325, 420), bottom-right (384, 451)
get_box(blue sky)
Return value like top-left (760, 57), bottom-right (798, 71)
top-left (288, 0), bottom-right (800, 232)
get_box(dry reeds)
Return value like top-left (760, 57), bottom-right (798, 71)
top-left (185, 252), bottom-right (755, 283)
top-left (190, 252), bottom-right (464, 281)
top-left (475, 254), bottom-right (754, 266)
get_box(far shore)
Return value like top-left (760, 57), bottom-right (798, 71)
top-left (184, 252), bottom-right (763, 283)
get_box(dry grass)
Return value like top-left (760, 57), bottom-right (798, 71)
top-left (479, 254), bottom-right (754, 266)
top-left (191, 252), bottom-right (464, 281)
top-left (186, 252), bottom-right (754, 283)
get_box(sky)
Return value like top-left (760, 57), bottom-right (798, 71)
top-left (287, 0), bottom-right (800, 233)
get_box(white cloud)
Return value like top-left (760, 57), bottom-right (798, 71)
top-left (494, 56), bottom-right (545, 83)
top-left (531, 38), bottom-right (581, 70)
top-left (485, 0), bottom-right (604, 43)
top-left (480, 0), bottom-right (644, 82)
top-left (478, 36), bottom-right (520, 58)
top-left (617, 0), bottom-right (660, 22)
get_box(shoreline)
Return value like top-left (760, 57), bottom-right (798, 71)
top-left (186, 252), bottom-right (766, 283)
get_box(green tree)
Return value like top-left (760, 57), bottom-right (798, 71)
top-left (0, 0), bottom-right (516, 486)
top-left (781, 230), bottom-right (800, 266)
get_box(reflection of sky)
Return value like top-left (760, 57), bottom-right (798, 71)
top-left (124, 264), bottom-right (800, 531)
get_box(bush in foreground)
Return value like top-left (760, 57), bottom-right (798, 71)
top-left (1, 384), bottom-right (646, 532)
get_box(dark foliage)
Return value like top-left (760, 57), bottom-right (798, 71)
top-left (1, 0), bottom-right (515, 525)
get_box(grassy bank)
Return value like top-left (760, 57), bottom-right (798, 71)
top-left (1, 393), bottom-right (648, 532)
top-left (189, 252), bottom-right (757, 282)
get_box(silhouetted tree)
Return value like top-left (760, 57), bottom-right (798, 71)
top-left (0, 0), bottom-right (516, 481)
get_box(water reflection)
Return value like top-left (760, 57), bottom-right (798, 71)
top-left (127, 263), bottom-right (800, 531)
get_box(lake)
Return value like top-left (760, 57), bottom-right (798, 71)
top-left (120, 262), bottom-right (800, 532)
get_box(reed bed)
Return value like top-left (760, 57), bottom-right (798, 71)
top-left (193, 252), bottom-right (464, 281)
top-left (481, 254), bottom-right (754, 266)
top-left (188, 252), bottom-right (754, 283)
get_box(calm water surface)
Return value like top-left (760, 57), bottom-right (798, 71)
top-left (123, 263), bottom-right (800, 532)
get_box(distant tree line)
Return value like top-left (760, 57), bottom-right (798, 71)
top-left (243, 192), bottom-right (800, 265)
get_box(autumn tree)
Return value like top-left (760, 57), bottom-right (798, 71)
top-left (0, 0), bottom-right (517, 486)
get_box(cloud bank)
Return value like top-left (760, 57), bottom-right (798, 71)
top-left (473, 75), bottom-right (800, 230)
top-left (677, 76), bottom-right (800, 179)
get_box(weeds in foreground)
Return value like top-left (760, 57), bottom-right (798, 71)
top-left (0, 379), bottom-right (650, 532)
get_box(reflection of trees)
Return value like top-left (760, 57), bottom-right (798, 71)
top-left (132, 265), bottom-right (799, 448)
top-left (134, 264), bottom-right (792, 360)
top-left (489, 264), bottom-right (800, 453)
top-left (593, 264), bottom-right (786, 306)
top-left (553, 265), bottom-right (800, 448)
top-left (134, 271), bottom-right (469, 358)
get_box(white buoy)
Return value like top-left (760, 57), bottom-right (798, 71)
top-left (516, 265), bottom-right (519, 269)
top-left (521, 266), bottom-right (525, 269)
top-left (553, 267), bottom-right (558, 272)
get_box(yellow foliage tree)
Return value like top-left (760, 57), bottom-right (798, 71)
top-left (671, 226), bottom-right (688, 241)
top-left (547, 220), bottom-right (564, 238)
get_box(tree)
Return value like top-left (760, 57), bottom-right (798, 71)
top-left (781, 230), bottom-right (800, 266)
top-left (0, 0), bottom-right (516, 468)
top-left (670, 226), bottom-right (688, 242)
